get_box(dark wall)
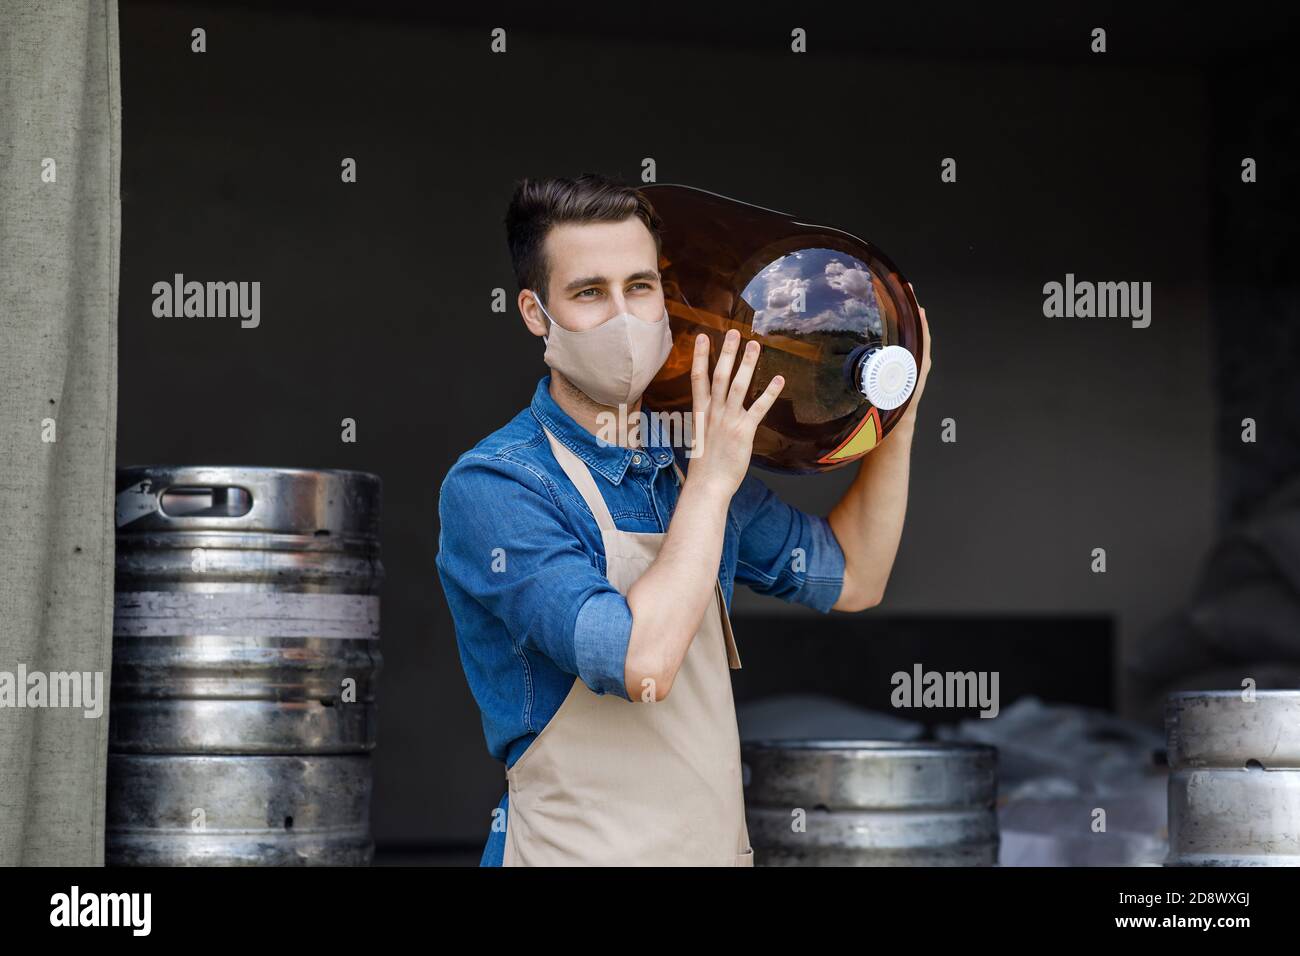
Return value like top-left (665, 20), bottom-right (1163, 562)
top-left (115, 1), bottom-right (1299, 849)
top-left (1210, 59), bottom-right (1300, 526)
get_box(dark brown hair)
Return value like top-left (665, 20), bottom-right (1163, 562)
top-left (505, 172), bottom-right (663, 301)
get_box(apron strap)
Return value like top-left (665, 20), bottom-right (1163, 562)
top-left (541, 426), bottom-right (617, 532)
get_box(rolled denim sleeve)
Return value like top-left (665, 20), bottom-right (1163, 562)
top-left (572, 591), bottom-right (633, 698)
top-left (437, 454), bottom-right (632, 700)
top-left (731, 473), bottom-right (845, 612)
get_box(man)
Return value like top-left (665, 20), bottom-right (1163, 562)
top-left (436, 172), bottom-right (931, 866)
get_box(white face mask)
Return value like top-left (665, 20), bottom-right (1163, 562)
top-left (533, 292), bottom-right (673, 407)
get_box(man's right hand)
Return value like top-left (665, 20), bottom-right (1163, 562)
top-left (684, 329), bottom-right (785, 499)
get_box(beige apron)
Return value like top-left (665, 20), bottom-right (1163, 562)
top-left (501, 425), bottom-right (753, 866)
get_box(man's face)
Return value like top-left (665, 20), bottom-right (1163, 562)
top-left (523, 217), bottom-right (663, 336)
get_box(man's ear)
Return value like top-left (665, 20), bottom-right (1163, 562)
top-left (519, 290), bottom-right (548, 338)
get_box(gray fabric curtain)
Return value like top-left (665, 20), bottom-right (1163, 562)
top-left (0, 0), bottom-right (121, 865)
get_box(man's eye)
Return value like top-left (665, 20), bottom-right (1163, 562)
top-left (577, 289), bottom-right (600, 298)
top-left (630, 282), bottom-right (653, 291)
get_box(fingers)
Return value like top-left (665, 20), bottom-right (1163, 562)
top-left (710, 328), bottom-right (741, 409)
top-left (908, 281), bottom-right (930, 340)
top-left (908, 281), bottom-right (931, 350)
top-left (695, 330), bottom-right (782, 439)
top-left (726, 339), bottom-right (761, 412)
top-left (745, 374), bottom-right (785, 428)
top-left (690, 333), bottom-right (711, 413)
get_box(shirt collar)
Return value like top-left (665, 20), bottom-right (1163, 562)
top-left (529, 375), bottom-right (675, 485)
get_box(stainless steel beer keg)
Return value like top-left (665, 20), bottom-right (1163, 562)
top-left (107, 466), bottom-right (383, 866)
top-left (742, 739), bottom-right (999, 865)
top-left (1166, 690), bottom-right (1300, 866)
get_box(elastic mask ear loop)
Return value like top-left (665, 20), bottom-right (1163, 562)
top-left (533, 292), bottom-right (552, 344)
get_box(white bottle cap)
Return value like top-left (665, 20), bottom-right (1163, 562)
top-left (858, 345), bottom-right (917, 409)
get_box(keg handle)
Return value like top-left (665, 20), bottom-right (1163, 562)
top-left (116, 481), bottom-right (258, 526)
top-left (156, 485), bottom-right (254, 519)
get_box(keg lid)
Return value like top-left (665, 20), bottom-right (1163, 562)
top-left (858, 345), bottom-right (917, 410)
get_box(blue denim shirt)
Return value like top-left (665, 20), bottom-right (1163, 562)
top-left (435, 375), bottom-right (846, 866)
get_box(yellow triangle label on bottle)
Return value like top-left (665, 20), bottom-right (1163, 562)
top-left (818, 407), bottom-right (882, 463)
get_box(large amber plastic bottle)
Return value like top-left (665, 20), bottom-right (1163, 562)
top-left (640, 183), bottom-right (924, 475)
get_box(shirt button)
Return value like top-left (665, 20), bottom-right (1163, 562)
top-left (632, 454), bottom-right (642, 465)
